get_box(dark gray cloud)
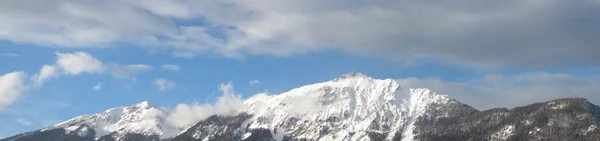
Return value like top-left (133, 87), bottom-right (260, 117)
top-left (1, 0), bottom-right (599, 67)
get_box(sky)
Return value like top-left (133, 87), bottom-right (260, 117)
top-left (1, 0), bottom-right (600, 138)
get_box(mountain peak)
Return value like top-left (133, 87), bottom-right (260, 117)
top-left (134, 101), bottom-right (153, 108)
top-left (41, 100), bottom-right (179, 140)
top-left (333, 72), bottom-right (370, 81)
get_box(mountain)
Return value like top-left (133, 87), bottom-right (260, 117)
top-left (4, 72), bottom-right (600, 141)
top-left (2, 101), bottom-right (182, 141)
top-left (412, 98), bottom-right (600, 140)
top-left (173, 72), bottom-right (477, 141)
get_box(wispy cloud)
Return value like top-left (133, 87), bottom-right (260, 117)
top-left (161, 64), bottom-right (181, 72)
top-left (154, 78), bottom-right (176, 92)
top-left (31, 65), bottom-right (58, 87)
top-left (57, 101), bottom-right (70, 108)
top-left (54, 52), bottom-right (152, 79)
top-left (249, 80), bottom-right (260, 86)
top-left (92, 82), bottom-right (102, 91)
top-left (106, 64), bottom-right (152, 79)
top-left (0, 53), bottom-right (18, 57)
top-left (16, 118), bottom-right (32, 126)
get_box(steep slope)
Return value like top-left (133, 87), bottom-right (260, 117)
top-left (413, 98), bottom-right (600, 141)
top-left (174, 72), bottom-right (476, 141)
top-left (3, 101), bottom-right (182, 141)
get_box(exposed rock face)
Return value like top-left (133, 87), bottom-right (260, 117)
top-left (171, 113), bottom-right (253, 141)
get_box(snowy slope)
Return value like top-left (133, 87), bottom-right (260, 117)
top-left (225, 72), bottom-right (456, 141)
top-left (42, 101), bottom-right (181, 140)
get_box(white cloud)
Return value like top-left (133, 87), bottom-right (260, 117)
top-left (0, 72), bottom-right (27, 111)
top-left (16, 118), bottom-right (32, 126)
top-left (1, 0), bottom-right (598, 68)
top-left (56, 52), bottom-right (104, 75)
top-left (166, 82), bottom-right (246, 128)
top-left (166, 103), bottom-right (214, 129)
top-left (395, 72), bottom-right (600, 110)
top-left (31, 65), bottom-right (59, 87)
top-left (154, 78), bottom-right (176, 92)
top-left (250, 80), bottom-right (260, 86)
top-left (214, 82), bottom-right (244, 116)
top-left (0, 53), bottom-right (19, 57)
top-left (0, 52), bottom-right (152, 110)
top-left (54, 52), bottom-right (151, 79)
top-left (161, 64), bottom-right (180, 72)
top-left (92, 82), bottom-right (102, 91)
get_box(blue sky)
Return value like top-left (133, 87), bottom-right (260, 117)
top-left (1, 0), bottom-right (600, 138)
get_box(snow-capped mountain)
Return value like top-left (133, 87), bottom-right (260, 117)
top-left (3, 101), bottom-right (183, 141)
top-left (237, 72), bottom-right (466, 140)
top-left (4, 72), bottom-right (600, 141)
top-left (45, 101), bottom-right (180, 139)
top-left (173, 73), bottom-right (476, 141)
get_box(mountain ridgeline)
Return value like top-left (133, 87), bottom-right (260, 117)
top-left (3, 73), bottom-right (600, 141)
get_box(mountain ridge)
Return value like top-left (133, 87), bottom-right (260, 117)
top-left (3, 73), bottom-right (600, 141)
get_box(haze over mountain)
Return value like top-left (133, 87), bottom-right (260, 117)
top-left (4, 73), bottom-right (600, 141)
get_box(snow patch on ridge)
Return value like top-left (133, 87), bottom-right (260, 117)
top-left (400, 88), bottom-right (451, 141)
top-left (491, 125), bottom-right (516, 140)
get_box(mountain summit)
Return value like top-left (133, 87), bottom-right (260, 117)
top-left (4, 73), bottom-right (600, 141)
top-left (333, 72), bottom-right (370, 81)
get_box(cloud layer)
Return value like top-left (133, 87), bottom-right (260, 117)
top-left (1, 0), bottom-right (599, 67)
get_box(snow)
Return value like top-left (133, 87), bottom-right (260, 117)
top-left (241, 133), bottom-right (252, 140)
top-left (77, 126), bottom-right (91, 137)
top-left (529, 127), bottom-right (541, 135)
top-left (240, 72), bottom-right (453, 141)
top-left (43, 101), bottom-right (182, 139)
top-left (401, 88), bottom-right (451, 141)
top-left (551, 104), bottom-right (568, 109)
top-left (548, 101), bottom-right (569, 110)
top-left (490, 125), bottom-right (515, 140)
top-left (581, 125), bottom-right (597, 135)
